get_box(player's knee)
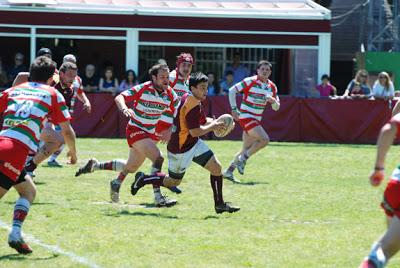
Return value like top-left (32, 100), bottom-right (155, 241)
top-left (164, 176), bottom-right (182, 188)
top-left (259, 137), bottom-right (269, 147)
top-left (209, 158), bottom-right (222, 176)
top-left (124, 164), bottom-right (138, 174)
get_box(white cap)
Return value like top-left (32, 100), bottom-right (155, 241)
top-left (63, 54), bottom-right (77, 63)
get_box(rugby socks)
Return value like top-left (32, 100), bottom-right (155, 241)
top-left (116, 172), bottom-right (127, 183)
top-left (150, 159), bottom-right (163, 193)
top-left (139, 173), bottom-right (166, 188)
top-left (210, 175), bottom-right (224, 206)
top-left (96, 159), bottom-right (126, 171)
top-left (239, 152), bottom-right (249, 162)
top-left (366, 242), bottom-right (387, 267)
top-left (10, 198), bottom-right (30, 239)
top-left (227, 155), bottom-right (240, 173)
top-left (49, 144), bottom-right (65, 162)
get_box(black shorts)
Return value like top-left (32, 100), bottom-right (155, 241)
top-left (0, 170), bottom-right (27, 190)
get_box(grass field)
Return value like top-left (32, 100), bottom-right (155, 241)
top-left (0, 138), bottom-right (399, 267)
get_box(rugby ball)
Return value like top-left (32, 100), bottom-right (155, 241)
top-left (214, 114), bottom-right (235, 138)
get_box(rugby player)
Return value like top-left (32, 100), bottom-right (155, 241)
top-left (223, 60), bottom-right (280, 183)
top-left (76, 64), bottom-right (179, 207)
top-left (360, 112), bottom-right (400, 268)
top-left (131, 72), bottom-right (240, 214)
top-left (0, 56), bottom-right (77, 254)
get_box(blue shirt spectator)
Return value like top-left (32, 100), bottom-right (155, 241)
top-left (225, 52), bottom-right (249, 84)
top-left (220, 70), bottom-right (235, 94)
top-left (207, 72), bottom-right (221, 96)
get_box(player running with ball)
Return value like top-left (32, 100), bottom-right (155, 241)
top-left (130, 72), bottom-right (240, 214)
top-left (76, 64), bottom-right (179, 207)
top-left (359, 112), bottom-right (400, 267)
top-left (223, 60), bottom-right (280, 182)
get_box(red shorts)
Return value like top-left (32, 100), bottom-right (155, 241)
top-left (0, 137), bottom-right (29, 181)
top-left (381, 179), bottom-right (400, 218)
top-left (239, 118), bottom-right (261, 132)
top-left (126, 125), bottom-right (158, 147)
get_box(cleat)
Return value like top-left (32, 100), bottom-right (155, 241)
top-left (169, 186), bottom-right (182, 194)
top-left (75, 158), bottom-right (98, 177)
top-left (223, 170), bottom-right (241, 183)
top-left (47, 159), bottom-right (63, 167)
top-left (154, 194), bottom-right (177, 207)
top-left (359, 259), bottom-right (378, 268)
top-left (110, 179), bottom-right (121, 203)
top-left (8, 237), bottom-right (33, 254)
top-left (236, 159), bottom-right (246, 175)
top-left (131, 172), bottom-right (145, 196)
top-left (215, 202), bottom-right (240, 214)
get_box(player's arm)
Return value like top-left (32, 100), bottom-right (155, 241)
top-left (370, 121), bottom-right (398, 186)
top-left (186, 106), bottom-right (224, 137)
top-left (189, 119), bottom-right (225, 137)
top-left (115, 94), bottom-right (134, 118)
top-left (76, 91), bottom-right (92, 113)
top-left (12, 72), bottom-right (30, 86)
top-left (58, 121), bottom-right (77, 164)
top-left (157, 93), bottom-right (180, 143)
top-left (267, 85), bottom-right (280, 111)
top-left (228, 82), bottom-right (243, 121)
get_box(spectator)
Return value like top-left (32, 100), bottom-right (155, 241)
top-left (206, 72), bottom-right (221, 96)
top-left (82, 64), bottom-right (99, 92)
top-left (225, 51), bottom-right (249, 84)
top-left (118, 69), bottom-right (139, 94)
top-left (316, 74), bottom-right (337, 97)
top-left (99, 66), bottom-right (119, 94)
top-left (0, 57), bottom-right (8, 89)
top-left (7, 52), bottom-right (28, 86)
top-left (372, 71), bottom-right (395, 100)
top-left (220, 70), bottom-right (235, 95)
top-left (343, 69), bottom-right (371, 99)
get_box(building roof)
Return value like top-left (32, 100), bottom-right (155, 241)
top-left (1, 0), bottom-right (331, 19)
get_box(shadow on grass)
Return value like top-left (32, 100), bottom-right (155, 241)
top-left (203, 215), bottom-right (219, 220)
top-left (0, 253), bottom-right (59, 261)
top-left (226, 181), bottom-right (269, 186)
top-left (33, 181), bottom-right (46, 185)
top-left (105, 210), bottom-right (179, 219)
top-left (270, 142), bottom-right (371, 148)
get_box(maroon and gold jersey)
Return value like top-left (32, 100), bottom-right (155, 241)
top-left (167, 93), bottom-right (206, 154)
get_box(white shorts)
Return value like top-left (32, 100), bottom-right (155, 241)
top-left (168, 139), bottom-right (213, 178)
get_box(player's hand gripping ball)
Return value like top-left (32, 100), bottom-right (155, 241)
top-left (369, 170), bottom-right (384, 187)
top-left (213, 114), bottom-right (235, 138)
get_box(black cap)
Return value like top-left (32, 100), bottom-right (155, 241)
top-left (37, 47), bottom-right (52, 57)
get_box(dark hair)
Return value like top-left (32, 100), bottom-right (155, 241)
top-left (29, 56), bottom-right (56, 83)
top-left (225, 70), bottom-right (234, 76)
top-left (321, 74), bottom-right (330, 80)
top-left (257, 60), bottom-right (272, 69)
top-left (189, 72), bottom-right (208, 90)
top-left (148, 63), bottom-right (169, 77)
top-left (103, 66), bottom-right (115, 80)
top-left (59, 62), bottom-right (78, 73)
top-left (125, 69), bottom-right (137, 82)
top-left (37, 47), bottom-right (52, 57)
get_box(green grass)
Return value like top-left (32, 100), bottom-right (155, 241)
top-left (0, 138), bottom-right (399, 267)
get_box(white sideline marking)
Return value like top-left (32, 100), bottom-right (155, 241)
top-left (0, 219), bottom-right (101, 268)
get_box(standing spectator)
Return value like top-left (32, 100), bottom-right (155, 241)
top-left (343, 69), bottom-right (371, 99)
top-left (99, 67), bottom-right (119, 95)
top-left (82, 64), bottom-right (99, 92)
top-left (372, 71), bottom-right (395, 100)
top-left (0, 57), bottom-right (8, 89)
top-left (6, 53), bottom-right (28, 87)
top-left (220, 70), bottom-right (235, 95)
top-left (225, 52), bottom-right (249, 84)
top-left (117, 69), bottom-right (139, 94)
top-left (316, 74), bottom-right (337, 97)
top-left (206, 72), bottom-right (221, 96)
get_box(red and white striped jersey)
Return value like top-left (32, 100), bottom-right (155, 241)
top-left (120, 81), bottom-right (179, 134)
top-left (234, 75), bottom-right (278, 121)
top-left (169, 69), bottom-right (190, 98)
top-left (0, 82), bottom-right (71, 152)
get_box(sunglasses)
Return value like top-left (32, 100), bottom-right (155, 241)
top-left (379, 76), bottom-right (387, 79)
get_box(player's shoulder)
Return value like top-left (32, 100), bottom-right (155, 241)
top-left (245, 75), bottom-right (258, 84)
top-left (169, 69), bottom-right (177, 79)
top-left (268, 79), bottom-right (277, 89)
top-left (182, 94), bottom-right (199, 110)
